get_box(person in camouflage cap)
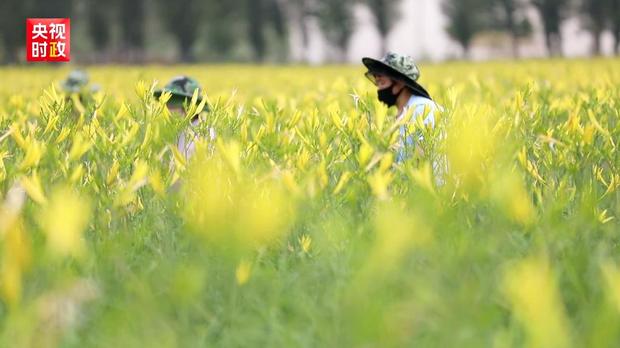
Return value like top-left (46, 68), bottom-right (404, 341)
top-left (363, 52), bottom-right (434, 112)
top-left (362, 52), bottom-right (444, 174)
top-left (154, 76), bottom-right (215, 162)
top-left (153, 76), bottom-right (208, 109)
top-left (59, 70), bottom-right (101, 115)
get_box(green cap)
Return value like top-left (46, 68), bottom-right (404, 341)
top-left (153, 76), bottom-right (205, 103)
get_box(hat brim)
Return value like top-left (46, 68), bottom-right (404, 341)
top-left (153, 90), bottom-right (210, 113)
top-left (362, 57), bottom-right (432, 100)
top-left (153, 89), bottom-right (203, 103)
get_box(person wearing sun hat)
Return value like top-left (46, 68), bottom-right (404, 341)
top-left (153, 76), bottom-right (215, 162)
top-left (60, 69), bottom-right (101, 94)
top-left (153, 75), bottom-right (210, 117)
top-left (362, 51), bottom-right (437, 123)
top-left (60, 70), bottom-right (101, 114)
top-left (362, 51), bottom-right (442, 164)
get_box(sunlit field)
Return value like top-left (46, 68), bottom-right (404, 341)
top-left (0, 59), bottom-right (619, 347)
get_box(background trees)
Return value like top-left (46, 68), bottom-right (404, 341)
top-left (1, 0), bottom-right (618, 64)
top-left (442, 0), bottom-right (487, 58)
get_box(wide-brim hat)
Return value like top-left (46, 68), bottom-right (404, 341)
top-left (153, 75), bottom-right (205, 104)
top-left (362, 52), bottom-right (432, 100)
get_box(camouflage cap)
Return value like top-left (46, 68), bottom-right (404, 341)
top-left (362, 52), bottom-right (431, 100)
top-left (153, 76), bottom-right (204, 103)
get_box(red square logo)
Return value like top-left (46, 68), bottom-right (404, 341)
top-left (26, 18), bottom-right (71, 62)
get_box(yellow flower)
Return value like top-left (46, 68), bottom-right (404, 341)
top-left (183, 154), bottom-right (295, 252)
top-left (55, 127), bottom-right (71, 144)
top-left (0, 183), bottom-right (31, 307)
top-left (10, 123), bottom-right (27, 150)
top-left (357, 142), bottom-right (374, 169)
top-left (39, 186), bottom-right (91, 258)
top-left (106, 160), bottom-right (120, 186)
top-left (503, 257), bottom-right (571, 348)
top-left (446, 104), bottom-right (499, 189)
top-left (601, 261), bottom-right (620, 313)
top-left (69, 164), bottom-right (85, 183)
top-left (149, 170), bottom-right (166, 196)
top-left (489, 171), bottom-right (536, 226)
top-left (378, 153), bottom-right (393, 173)
top-left (367, 170), bottom-right (393, 200)
top-left (0, 218), bottom-right (31, 308)
top-left (114, 160), bottom-right (149, 207)
top-left (19, 139), bottom-right (44, 170)
top-left (20, 172), bottom-right (47, 205)
top-left (409, 162), bottom-right (436, 195)
top-left (235, 260), bottom-right (252, 286)
top-left (68, 134), bottom-right (92, 162)
top-left (299, 234), bottom-right (312, 254)
top-left (333, 171), bottom-right (352, 194)
top-left (216, 139), bottom-right (241, 177)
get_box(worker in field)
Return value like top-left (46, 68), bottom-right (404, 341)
top-left (60, 69), bottom-right (101, 111)
top-left (153, 76), bottom-right (216, 162)
top-left (363, 52), bottom-right (446, 174)
top-left (363, 51), bottom-right (446, 184)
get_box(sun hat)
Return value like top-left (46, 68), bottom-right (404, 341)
top-left (362, 52), bottom-right (432, 100)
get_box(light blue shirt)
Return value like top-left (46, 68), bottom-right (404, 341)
top-left (396, 95), bottom-right (448, 186)
top-left (396, 95), bottom-right (438, 162)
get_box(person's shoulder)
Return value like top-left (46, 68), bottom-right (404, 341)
top-left (408, 95), bottom-right (435, 107)
top-left (408, 95), bottom-right (445, 113)
top-left (407, 96), bottom-right (437, 114)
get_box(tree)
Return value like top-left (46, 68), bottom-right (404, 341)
top-left (245, 0), bottom-right (288, 62)
top-left (610, 0), bottom-right (620, 54)
top-left (88, 0), bottom-right (112, 59)
top-left (365, 0), bottom-right (402, 55)
top-left (158, 0), bottom-right (203, 62)
top-left (119, 0), bottom-right (145, 62)
top-left (531, 0), bottom-right (570, 56)
top-left (580, 0), bottom-right (607, 55)
top-left (247, 0), bottom-right (267, 61)
top-left (267, 0), bottom-right (289, 59)
top-left (203, 0), bottom-right (242, 61)
top-left (442, 0), bottom-right (487, 58)
top-left (32, 0), bottom-right (73, 17)
top-left (316, 0), bottom-right (356, 62)
top-left (0, 0), bottom-right (29, 63)
top-left (0, 0), bottom-right (72, 63)
top-left (285, 0), bottom-right (313, 62)
top-left (489, 0), bottom-right (531, 58)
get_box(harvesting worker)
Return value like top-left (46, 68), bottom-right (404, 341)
top-left (153, 76), bottom-right (216, 162)
top-left (60, 69), bottom-right (101, 95)
top-left (60, 69), bottom-right (101, 112)
top-left (362, 52), bottom-right (440, 163)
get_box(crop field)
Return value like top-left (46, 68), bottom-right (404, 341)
top-left (0, 59), bottom-right (619, 347)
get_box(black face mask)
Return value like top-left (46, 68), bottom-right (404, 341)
top-left (377, 85), bottom-right (401, 107)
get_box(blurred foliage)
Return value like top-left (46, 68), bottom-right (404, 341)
top-left (0, 59), bottom-right (619, 346)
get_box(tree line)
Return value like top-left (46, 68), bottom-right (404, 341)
top-left (443, 0), bottom-right (620, 57)
top-left (0, 0), bottom-right (618, 64)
